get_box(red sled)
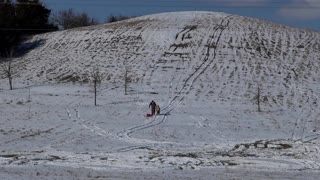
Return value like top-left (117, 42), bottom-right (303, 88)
top-left (145, 113), bottom-right (153, 117)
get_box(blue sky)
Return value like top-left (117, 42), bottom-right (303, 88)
top-left (44, 0), bottom-right (320, 31)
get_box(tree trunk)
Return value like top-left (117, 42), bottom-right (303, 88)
top-left (8, 75), bottom-right (12, 90)
top-left (257, 85), bottom-right (261, 112)
top-left (94, 79), bottom-right (97, 106)
top-left (9, 79), bottom-right (12, 90)
top-left (124, 67), bottom-right (127, 95)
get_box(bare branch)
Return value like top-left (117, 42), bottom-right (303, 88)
top-left (51, 8), bottom-right (98, 30)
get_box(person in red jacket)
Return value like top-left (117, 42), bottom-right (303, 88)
top-left (149, 100), bottom-right (156, 115)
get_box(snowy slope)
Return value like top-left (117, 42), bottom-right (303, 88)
top-left (1, 11), bottom-right (320, 179)
top-left (14, 11), bottom-right (320, 141)
top-left (14, 11), bottom-right (320, 108)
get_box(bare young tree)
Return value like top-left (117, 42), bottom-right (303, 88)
top-left (90, 67), bottom-right (104, 106)
top-left (124, 66), bottom-right (128, 95)
top-left (256, 84), bottom-right (262, 112)
top-left (253, 55), bottom-right (263, 112)
top-left (0, 49), bottom-right (16, 90)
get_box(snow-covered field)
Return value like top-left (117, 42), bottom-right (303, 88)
top-left (1, 11), bottom-right (320, 179)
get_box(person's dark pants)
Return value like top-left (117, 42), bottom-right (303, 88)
top-left (151, 107), bottom-right (155, 115)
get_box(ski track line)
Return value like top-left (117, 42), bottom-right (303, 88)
top-left (113, 87), bottom-right (180, 150)
top-left (199, 115), bottom-right (228, 140)
top-left (291, 94), bottom-right (310, 141)
top-left (301, 160), bottom-right (320, 170)
top-left (190, 115), bottom-right (227, 142)
top-left (65, 107), bottom-right (109, 138)
top-left (158, 16), bottom-right (230, 119)
top-left (151, 18), bottom-right (209, 101)
top-left (116, 115), bottom-right (158, 138)
top-left (270, 30), bottom-right (320, 143)
top-left (291, 95), bottom-right (316, 142)
top-left (300, 108), bottom-right (314, 142)
top-left (168, 15), bottom-right (233, 107)
top-left (118, 72), bottom-right (179, 140)
top-left (113, 104), bottom-right (196, 153)
top-left (116, 145), bottom-right (155, 153)
top-left (61, 81), bottom-right (178, 151)
top-left (166, 23), bottom-right (200, 95)
top-left (291, 107), bottom-right (306, 141)
top-left (304, 133), bottom-right (320, 143)
top-left (127, 112), bottom-right (170, 136)
top-left (74, 108), bottom-right (114, 137)
top-left (67, 107), bottom-right (185, 150)
top-left (117, 111), bottom-right (170, 139)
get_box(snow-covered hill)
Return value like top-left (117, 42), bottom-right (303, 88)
top-left (16, 11), bottom-right (320, 108)
top-left (1, 11), bottom-right (320, 179)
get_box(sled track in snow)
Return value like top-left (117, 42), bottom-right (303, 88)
top-left (115, 16), bottom-right (233, 152)
top-left (65, 108), bottom-right (111, 138)
top-left (168, 15), bottom-right (233, 106)
top-left (116, 145), bottom-right (156, 152)
top-left (116, 115), bottom-right (158, 138)
top-left (116, 108), bottom-right (173, 140)
top-left (291, 93), bottom-right (319, 142)
top-left (65, 106), bottom-right (185, 152)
